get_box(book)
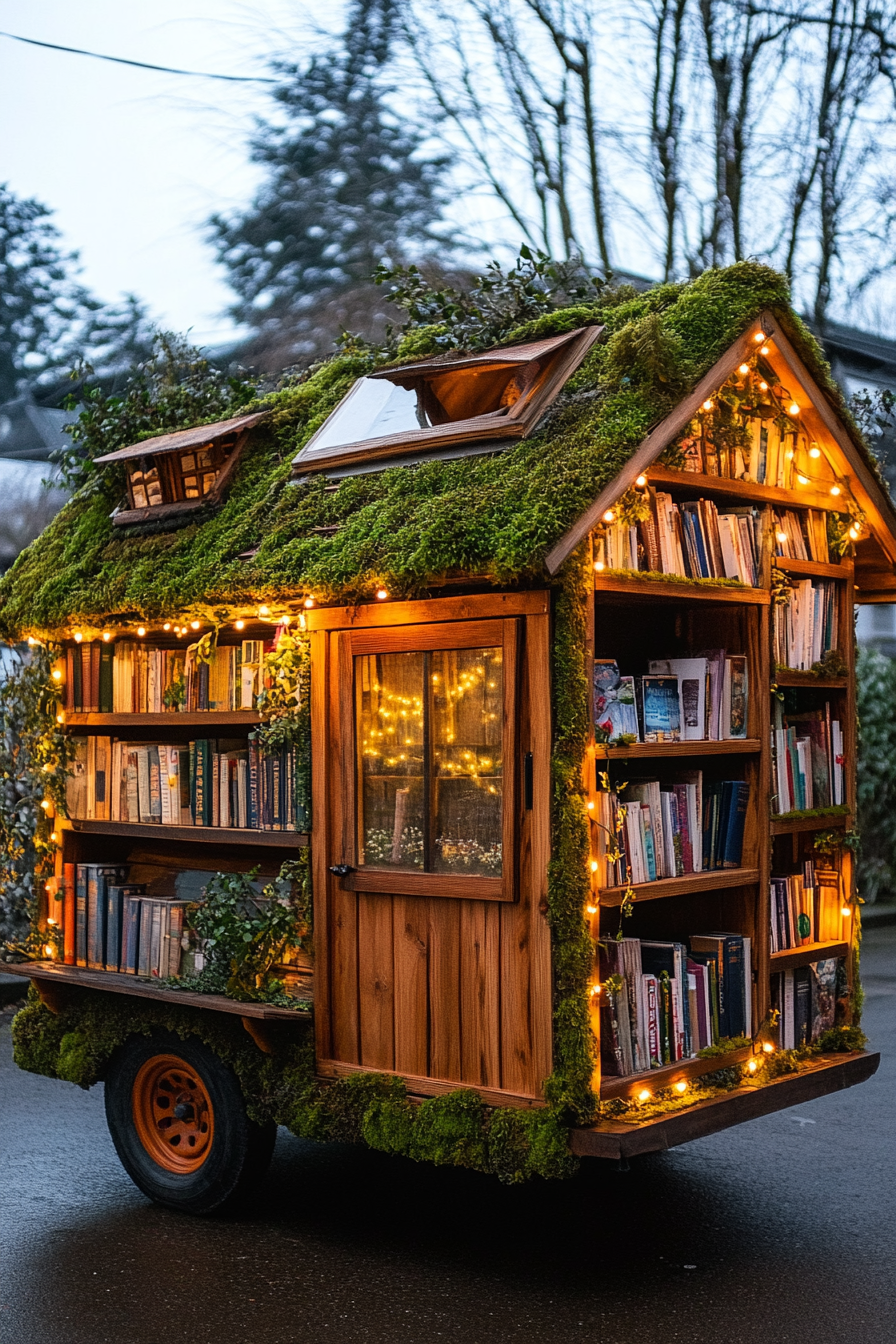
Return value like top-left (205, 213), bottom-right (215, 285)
top-left (593, 661), bottom-right (640, 742)
top-left (75, 864), bottom-right (88, 967)
top-left (641, 676), bottom-right (681, 742)
top-left (63, 863), bottom-right (76, 965)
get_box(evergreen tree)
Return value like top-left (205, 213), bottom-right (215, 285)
top-left (209, 0), bottom-right (450, 361)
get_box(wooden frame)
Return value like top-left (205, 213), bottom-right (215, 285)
top-left (328, 615), bottom-right (520, 904)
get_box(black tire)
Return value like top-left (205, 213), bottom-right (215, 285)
top-left (104, 1031), bottom-right (276, 1216)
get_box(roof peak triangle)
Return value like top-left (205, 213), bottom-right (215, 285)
top-left (545, 307), bottom-right (896, 596)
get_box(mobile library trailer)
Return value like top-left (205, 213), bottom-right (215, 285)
top-left (0, 263), bottom-right (887, 1213)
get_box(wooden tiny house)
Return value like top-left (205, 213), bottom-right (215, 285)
top-left (0, 266), bottom-right (888, 1208)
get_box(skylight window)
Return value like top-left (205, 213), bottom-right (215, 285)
top-left (292, 325), bottom-right (603, 474)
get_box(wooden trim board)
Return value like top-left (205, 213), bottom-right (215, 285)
top-left (306, 590), bottom-right (549, 631)
top-left (315, 1058), bottom-right (546, 1109)
top-left (572, 1051), bottom-right (879, 1158)
top-left (66, 819), bottom-right (309, 848)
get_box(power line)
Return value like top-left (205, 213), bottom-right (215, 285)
top-left (0, 29), bottom-right (278, 82)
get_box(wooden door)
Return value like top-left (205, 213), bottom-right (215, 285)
top-left (311, 601), bottom-right (553, 1104)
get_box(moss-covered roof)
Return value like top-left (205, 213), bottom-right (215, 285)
top-left (0, 261), bottom-right (882, 638)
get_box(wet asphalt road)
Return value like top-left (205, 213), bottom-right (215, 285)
top-left (1, 929), bottom-right (895, 1344)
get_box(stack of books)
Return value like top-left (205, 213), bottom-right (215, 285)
top-left (595, 492), bottom-right (761, 585)
top-left (773, 509), bottom-right (831, 563)
top-left (598, 933), bottom-right (753, 1076)
top-left (770, 862), bottom-right (845, 951)
top-left (66, 736), bottom-right (308, 831)
top-left (773, 578), bottom-right (839, 670)
top-left (772, 958), bottom-right (840, 1048)
top-left (592, 772), bottom-right (749, 886)
top-left (65, 863), bottom-right (187, 978)
top-left (679, 414), bottom-right (797, 488)
top-left (771, 699), bottom-right (844, 813)
top-left (593, 654), bottom-right (748, 744)
top-left (62, 639), bottom-right (270, 714)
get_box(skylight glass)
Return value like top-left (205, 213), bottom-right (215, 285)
top-left (305, 378), bottom-right (426, 455)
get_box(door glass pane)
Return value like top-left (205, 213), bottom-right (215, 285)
top-left (355, 643), bottom-right (503, 876)
top-left (357, 652), bottom-right (425, 868)
top-left (432, 647), bottom-right (503, 875)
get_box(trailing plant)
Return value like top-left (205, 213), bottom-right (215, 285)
top-left (182, 861), bottom-right (310, 1004)
top-left (856, 647), bottom-right (896, 904)
top-left (252, 625), bottom-right (311, 826)
top-left (0, 644), bottom-right (71, 953)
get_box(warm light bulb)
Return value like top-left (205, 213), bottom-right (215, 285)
top-left (163, 622), bottom-right (171, 631)
top-left (738, 363), bottom-right (750, 375)
top-left (702, 399), bottom-right (714, 411)
top-left (589, 982), bottom-right (600, 995)
top-left (590, 859), bottom-right (599, 873)
top-left (674, 1081), bottom-right (687, 1094)
top-left (830, 485), bottom-right (841, 496)
top-left (27, 636), bottom-right (36, 646)
top-left (73, 632), bottom-right (83, 644)
top-left (603, 510), bottom-right (615, 523)
top-left (594, 560), bottom-right (605, 573)
top-left (841, 905), bottom-right (851, 919)
top-left (137, 626), bottom-right (146, 637)
top-left (280, 614), bottom-right (291, 626)
top-left (44, 944), bottom-right (55, 959)
top-left (258, 604), bottom-right (270, 617)
top-left (103, 631), bottom-right (111, 642)
top-left (234, 620), bottom-right (245, 631)
top-left (759, 380), bottom-right (768, 391)
top-left (587, 800), bottom-right (595, 810)
top-left (776, 531), bottom-right (788, 544)
top-left (754, 330), bottom-right (766, 343)
top-left (56, 713), bottom-right (64, 725)
top-left (376, 588), bottom-right (389, 601)
top-left (809, 445), bottom-right (821, 458)
top-left (50, 831), bottom-right (58, 843)
top-left (40, 800), bottom-right (51, 811)
top-left (762, 1041), bottom-right (774, 1054)
top-left (586, 904), bottom-right (598, 916)
top-left (190, 620), bottom-right (200, 630)
top-left (303, 597), bottom-right (315, 609)
top-left (637, 1089), bottom-right (652, 1103)
top-left (635, 474), bottom-right (647, 487)
top-left (848, 526), bottom-right (860, 540)
top-left (788, 402), bottom-right (800, 416)
top-left (51, 669), bottom-right (62, 682)
top-left (760, 344), bottom-right (770, 356)
top-left (797, 474), bottom-right (809, 485)
top-left (748, 1058), bottom-right (758, 1074)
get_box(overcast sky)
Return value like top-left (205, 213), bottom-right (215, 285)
top-left (0, 2), bottom-right (343, 344)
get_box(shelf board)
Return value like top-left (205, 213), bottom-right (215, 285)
top-left (598, 867), bottom-right (760, 905)
top-left (64, 711), bottom-right (260, 727)
top-left (770, 809), bottom-right (850, 836)
top-left (65, 819), bottom-right (308, 848)
top-left (646, 463), bottom-right (838, 513)
top-left (772, 556), bottom-right (852, 579)
top-left (773, 670), bottom-right (849, 688)
top-left (597, 738), bottom-right (761, 759)
top-left (769, 940), bottom-right (849, 972)
top-left (572, 1051), bottom-right (880, 1159)
top-left (594, 573), bottom-right (769, 605)
top-left (0, 960), bottom-right (312, 1020)
top-left (600, 1046), bottom-right (753, 1101)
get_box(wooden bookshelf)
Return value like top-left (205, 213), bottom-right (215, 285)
top-left (597, 738), bottom-right (761, 759)
top-left (773, 556), bottom-right (853, 580)
top-left (594, 572), bottom-right (769, 605)
top-left (599, 1046), bottom-right (753, 1101)
top-left (774, 670), bottom-right (849, 688)
top-left (646, 463), bottom-right (838, 512)
top-left (598, 867), bottom-right (760, 906)
top-left (64, 711), bottom-right (260, 728)
top-left (769, 940), bottom-right (849, 973)
top-left (65, 819), bottom-right (308, 848)
top-left (770, 810), bottom-right (850, 836)
top-left (0, 960), bottom-right (311, 1021)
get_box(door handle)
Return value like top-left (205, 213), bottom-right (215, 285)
top-left (329, 864), bottom-right (354, 877)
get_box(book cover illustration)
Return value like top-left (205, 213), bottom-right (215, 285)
top-left (593, 661), bottom-right (640, 744)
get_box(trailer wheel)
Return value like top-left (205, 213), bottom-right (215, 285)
top-left (104, 1031), bottom-right (276, 1215)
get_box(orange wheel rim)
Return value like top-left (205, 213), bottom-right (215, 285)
top-left (132, 1053), bottom-right (215, 1174)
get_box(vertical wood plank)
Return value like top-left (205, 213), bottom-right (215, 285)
top-left (459, 901), bottom-right (500, 1086)
top-left (754, 602), bottom-right (772, 1031)
top-left (428, 898), bottom-right (462, 1082)
top-left (329, 630), bottom-right (360, 1063)
top-left (310, 629), bottom-right (333, 1062)
top-left (393, 895), bottom-right (429, 1076)
top-left (357, 892), bottom-right (395, 1070)
top-left (525, 610), bottom-right (555, 1089)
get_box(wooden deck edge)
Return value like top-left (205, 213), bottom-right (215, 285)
top-left (1, 960), bottom-right (312, 1022)
top-left (315, 1058), bottom-right (547, 1110)
top-left (571, 1051), bottom-right (880, 1159)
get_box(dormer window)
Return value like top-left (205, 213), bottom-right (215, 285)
top-left (95, 411), bottom-right (267, 528)
top-left (292, 325), bottom-right (603, 475)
